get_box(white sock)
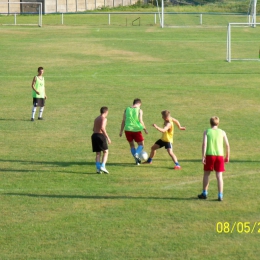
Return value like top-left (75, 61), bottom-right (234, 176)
top-left (39, 107), bottom-right (44, 118)
top-left (31, 107), bottom-right (36, 119)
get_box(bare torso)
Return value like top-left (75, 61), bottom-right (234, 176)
top-left (93, 115), bottom-right (106, 134)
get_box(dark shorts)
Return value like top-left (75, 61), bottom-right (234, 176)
top-left (204, 155), bottom-right (225, 172)
top-left (155, 139), bottom-right (172, 149)
top-left (33, 98), bottom-right (45, 107)
top-left (125, 131), bottom-right (144, 143)
top-left (91, 133), bottom-right (108, 152)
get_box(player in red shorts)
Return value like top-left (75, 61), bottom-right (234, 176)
top-left (198, 116), bottom-right (230, 201)
top-left (119, 98), bottom-right (148, 165)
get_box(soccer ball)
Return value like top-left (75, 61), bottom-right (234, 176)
top-left (139, 151), bottom-right (148, 161)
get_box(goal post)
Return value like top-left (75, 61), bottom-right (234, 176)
top-left (0, 2), bottom-right (42, 27)
top-left (226, 22), bottom-right (260, 62)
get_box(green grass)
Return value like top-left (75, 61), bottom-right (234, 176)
top-left (0, 17), bottom-right (260, 259)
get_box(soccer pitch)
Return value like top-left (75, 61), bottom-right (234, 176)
top-left (0, 20), bottom-right (260, 259)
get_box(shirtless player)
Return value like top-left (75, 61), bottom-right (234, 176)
top-left (91, 107), bottom-right (111, 174)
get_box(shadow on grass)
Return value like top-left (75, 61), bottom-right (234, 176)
top-left (3, 192), bottom-right (199, 201)
top-left (0, 118), bottom-right (30, 121)
top-left (0, 168), bottom-right (98, 175)
top-left (0, 159), bottom-right (134, 168)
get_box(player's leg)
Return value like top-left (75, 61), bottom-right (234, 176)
top-left (133, 132), bottom-right (144, 165)
top-left (166, 144), bottom-right (181, 169)
top-left (100, 149), bottom-right (109, 174)
top-left (125, 131), bottom-right (137, 158)
top-left (135, 140), bottom-right (144, 155)
top-left (128, 140), bottom-right (136, 156)
top-left (198, 171), bottom-right (211, 199)
top-left (95, 152), bottom-right (101, 173)
top-left (143, 143), bottom-right (160, 164)
top-left (38, 98), bottom-right (45, 120)
top-left (38, 106), bottom-right (44, 120)
top-left (215, 156), bottom-right (225, 201)
top-left (216, 171), bottom-right (223, 201)
top-left (31, 98), bottom-right (37, 121)
top-left (198, 155), bottom-right (215, 199)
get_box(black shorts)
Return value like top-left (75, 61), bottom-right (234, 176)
top-left (33, 98), bottom-right (45, 107)
top-left (91, 133), bottom-right (108, 152)
top-left (155, 139), bottom-right (172, 149)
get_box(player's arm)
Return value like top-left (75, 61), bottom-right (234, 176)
top-left (153, 122), bottom-right (171, 133)
top-left (139, 109), bottom-right (148, 134)
top-left (31, 76), bottom-right (40, 95)
top-left (171, 117), bottom-right (186, 130)
top-left (202, 130), bottom-right (207, 164)
top-left (223, 131), bottom-right (230, 163)
top-left (101, 118), bottom-right (111, 144)
top-left (119, 111), bottom-right (126, 137)
top-left (44, 87), bottom-right (47, 100)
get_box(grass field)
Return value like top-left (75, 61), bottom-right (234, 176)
top-left (1, 15), bottom-right (260, 259)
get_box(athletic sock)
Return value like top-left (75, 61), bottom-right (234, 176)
top-left (218, 192), bottom-right (223, 199)
top-left (147, 158), bottom-right (152, 163)
top-left (95, 162), bottom-right (100, 170)
top-left (101, 163), bottom-right (105, 168)
top-left (202, 190), bottom-right (208, 196)
top-left (135, 145), bottom-right (143, 155)
top-left (130, 148), bottom-right (136, 156)
top-left (39, 107), bottom-right (44, 118)
top-left (175, 162), bottom-right (180, 166)
top-left (31, 107), bottom-right (36, 119)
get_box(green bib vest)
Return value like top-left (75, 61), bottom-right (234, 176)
top-left (124, 107), bottom-right (144, 132)
top-left (206, 128), bottom-right (224, 156)
top-left (32, 76), bottom-right (45, 98)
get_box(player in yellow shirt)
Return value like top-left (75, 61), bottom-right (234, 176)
top-left (144, 110), bottom-right (186, 169)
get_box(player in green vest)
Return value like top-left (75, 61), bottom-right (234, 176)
top-left (198, 116), bottom-right (230, 201)
top-left (119, 98), bottom-right (148, 165)
top-left (31, 67), bottom-right (47, 121)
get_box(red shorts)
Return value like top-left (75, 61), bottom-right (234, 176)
top-left (204, 155), bottom-right (225, 172)
top-left (125, 131), bottom-right (144, 143)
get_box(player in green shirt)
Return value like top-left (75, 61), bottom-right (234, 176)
top-left (119, 98), bottom-right (148, 165)
top-left (31, 67), bottom-right (47, 121)
top-left (198, 116), bottom-right (230, 201)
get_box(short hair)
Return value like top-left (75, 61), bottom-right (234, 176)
top-left (133, 98), bottom-right (141, 105)
top-left (38, 67), bottom-right (44, 72)
top-left (161, 110), bottom-right (171, 118)
top-left (100, 106), bottom-right (108, 114)
top-left (210, 116), bottom-right (219, 126)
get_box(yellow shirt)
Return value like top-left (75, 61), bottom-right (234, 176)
top-left (161, 120), bottom-right (174, 143)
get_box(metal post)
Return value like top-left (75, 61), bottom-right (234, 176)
top-left (14, 13), bottom-right (16, 25)
top-left (161, 0), bottom-right (164, 28)
top-left (227, 24), bottom-right (231, 62)
top-left (200, 14), bottom-right (202, 25)
top-left (62, 13), bottom-right (64, 25)
top-left (39, 3), bottom-right (42, 27)
top-left (108, 13), bottom-right (110, 25)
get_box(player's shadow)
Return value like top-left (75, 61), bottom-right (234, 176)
top-left (3, 193), bottom-right (198, 201)
top-left (0, 118), bottom-right (29, 121)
